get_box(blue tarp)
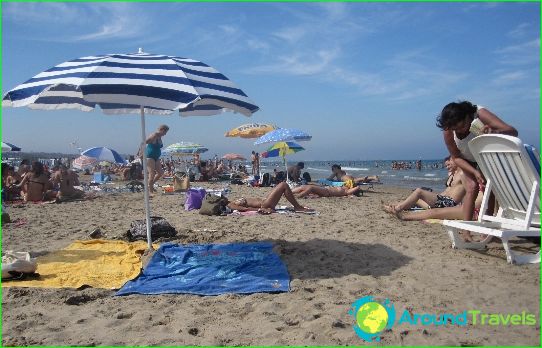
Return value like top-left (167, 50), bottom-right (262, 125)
top-left (117, 242), bottom-right (290, 296)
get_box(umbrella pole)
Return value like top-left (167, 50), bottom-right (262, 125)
top-left (140, 106), bottom-right (153, 250)
top-left (283, 155), bottom-right (288, 182)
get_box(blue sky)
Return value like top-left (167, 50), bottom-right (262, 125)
top-left (2, 1), bottom-right (540, 160)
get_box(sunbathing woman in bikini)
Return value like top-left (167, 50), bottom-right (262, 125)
top-left (227, 182), bottom-right (313, 214)
top-left (16, 161), bottom-right (51, 202)
top-left (292, 184), bottom-right (362, 198)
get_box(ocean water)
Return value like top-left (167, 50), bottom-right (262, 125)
top-left (258, 160), bottom-right (448, 192)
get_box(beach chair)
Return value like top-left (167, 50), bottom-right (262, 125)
top-left (443, 135), bottom-right (540, 264)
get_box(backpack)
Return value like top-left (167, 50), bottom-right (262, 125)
top-left (302, 172), bottom-right (312, 183)
top-left (199, 194), bottom-right (229, 216)
top-left (126, 216), bottom-right (177, 242)
top-left (261, 173), bottom-right (271, 187)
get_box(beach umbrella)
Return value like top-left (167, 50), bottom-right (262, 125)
top-left (254, 128), bottom-right (312, 145)
top-left (225, 123), bottom-right (276, 139)
top-left (72, 155), bottom-right (98, 170)
top-left (222, 153), bottom-right (245, 160)
top-left (2, 49), bottom-right (258, 249)
top-left (261, 142), bottom-right (304, 181)
top-left (162, 142), bottom-right (208, 156)
top-left (1, 142), bottom-right (21, 152)
top-left (81, 146), bottom-right (126, 164)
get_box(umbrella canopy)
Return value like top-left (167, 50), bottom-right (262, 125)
top-left (2, 49), bottom-right (258, 249)
top-left (254, 128), bottom-right (312, 145)
top-left (72, 155), bottom-right (98, 170)
top-left (222, 153), bottom-right (246, 160)
top-left (162, 142), bottom-right (208, 156)
top-left (261, 142), bottom-right (304, 158)
top-left (225, 123), bottom-right (276, 139)
top-left (1, 142), bottom-right (21, 152)
top-left (81, 147), bottom-right (126, 164)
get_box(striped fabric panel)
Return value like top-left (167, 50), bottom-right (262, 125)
top-left (3, 52), bottom-right (258, 116)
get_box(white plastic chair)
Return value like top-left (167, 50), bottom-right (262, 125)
top-left (443, 135), bottom-right (540, 264)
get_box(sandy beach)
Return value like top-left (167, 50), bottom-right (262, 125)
top-left (1, 182), bottom-right (539, 346)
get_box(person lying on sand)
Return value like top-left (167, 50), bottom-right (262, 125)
top-left (383, 157), bottom-right (465, 214)
top-left (292, 184), bottom-right (362, 198)
top-left (227, 182), bottom-right (313, 214)
top-left (327, 164), bottom-right (380, 185)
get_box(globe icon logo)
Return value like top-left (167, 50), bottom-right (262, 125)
top-left (356, 302), bottom-right (389, 334)
top-left (349, 296), bottom-right (396, 342)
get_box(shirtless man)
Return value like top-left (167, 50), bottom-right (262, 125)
top-left (383, 157), bottom-right (465, 215)
top-left (327, 164), bottom-right (379, 184)
top-left (51, 165), bottom-right (86, 202)
top-left (287, 162), bottom-right (304, 182)
top-left (292, 184), bottom-right (362, 198)
top-left (227, 182), bottom-right (313, 214)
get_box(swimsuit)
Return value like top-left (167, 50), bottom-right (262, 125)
top-left (145, 140), bottom-right (163, 160)
top-left (434, 195), bottom-right (458, 208)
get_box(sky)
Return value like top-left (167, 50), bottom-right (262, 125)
top-left (1, 1), bottom-right (540, 161)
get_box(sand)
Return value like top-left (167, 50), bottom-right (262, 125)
top-left (1, 181), bottom-right (540, 346)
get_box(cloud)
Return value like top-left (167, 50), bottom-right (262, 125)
top-left (247, 48), bottom-right (340, 76)
top-left (491, 71), bottom-right (528, 85)
top-left (4, 2), bottom-right (149, 42)
top-left (507, 23), bottom-right (532, 39)
top-left (495, 38), bottom-right (540, 65)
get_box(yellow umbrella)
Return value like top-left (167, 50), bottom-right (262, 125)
top-left (225, 123), bottom-right (276, 139)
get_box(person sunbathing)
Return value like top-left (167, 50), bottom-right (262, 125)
top-left (383, 157), bottom-right (465, 214)
top-left (16, 161), bottom-right (51, 202)
top-left (327, 164), bottom-right (379, 184)
top-left (50, 165), bottom-right (87, 202)
top-left (227, 182), bottom-right (313, 214)
top-left (292, 184), bottom-right (362, 198)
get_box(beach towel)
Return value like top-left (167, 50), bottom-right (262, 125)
top-left (116, 242), bottom-right (290, 296)
top-left (2, 240), bottom-right (151, 289)
top-left (317, 179), bottom-right (345, 187)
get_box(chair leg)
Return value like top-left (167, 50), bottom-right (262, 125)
top-left (446, 228), bottom-right (489, 250)
top-left (501, 237), bottom-right (541, 265)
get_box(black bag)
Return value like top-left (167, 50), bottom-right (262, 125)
top-left (199, 194), bottom-right (229, 216)
top-left (261, 173), bottom-right (271, 187)
top-left (302, 172), bottom-right (312, 183)
top-left (126, 216), bottom-right (177, 242)
top-left (231, 178), bottom-right (244, 185)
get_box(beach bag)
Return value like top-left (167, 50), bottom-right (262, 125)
top-left (185, 188), bottom-right (206, 211)
top-left (199, 194), bottom-right (229, 216)
top-left (173, 173), bottom-right (190, 192)
top-left (261, 173), bottom-right (271, 187)
top-left (2, 251), bottom-right (37, 279)
top-left (302, 172), bottom-right (312, 183)
top-left (126, 216), bottom-right (177, 242)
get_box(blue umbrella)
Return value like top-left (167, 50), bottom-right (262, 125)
top-left (3, 49), bottom-right (259, 249)
top-left (254, 128), bottom-right (312, 145)
top-left (1, 142), bottom-right (21, 152)
top-left (81, 147), bottom-right (126, 164)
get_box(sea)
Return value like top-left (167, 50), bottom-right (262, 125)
top-left (256, 159), bottom-right (449, 192)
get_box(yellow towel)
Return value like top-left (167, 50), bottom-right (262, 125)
top-left (2, 240), bottom-right (155, 289)
top-left (423, 219), bottom-right (443, 224)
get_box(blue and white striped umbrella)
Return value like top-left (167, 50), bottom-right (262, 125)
top-left (162, 142), bottom-right (208, 157)
top-left (254, 128), bottom-right (312, 145)
top-left (2, 49), bottom-right (259, 249)
top-left (1, 142), bottom-right (21, 152)
top-left (81, 146), bottom-right (126, 164)
top-left (2, 50), bottom-right (259, 116)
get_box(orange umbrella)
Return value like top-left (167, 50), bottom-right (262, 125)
top-left (225, 123), bottom-right (276, 139)
top-left (222, 153), bottom-right (246, 160)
